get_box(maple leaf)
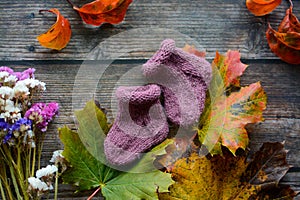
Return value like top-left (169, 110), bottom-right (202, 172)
top-left (246, 0), bottom-right (282, 16)
top-left (66, 0), bottom-right (133, 26)
top-left (37, 9), bottom-right (71, 50)
top-left (196, 51), bottom-right (267, 155)
top-left (60, 126), bottom-right (173, 199)
top-left (60, 100), bottom-right (174, 199)
top-left (158, 142), bottom-right (298, 200)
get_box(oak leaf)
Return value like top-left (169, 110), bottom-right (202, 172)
top-left (68, 0), bottom-right (133, 26)
top-left (37, 9), bottom-right (71, 50)
top-left (246, 0), bottom-right (282, 16)
top-left (158, 142), bottom-right (298, 200)
top-left (266, 24), bottom-right (300, 64)
top-left (196, 51), bottom-right (267, 155)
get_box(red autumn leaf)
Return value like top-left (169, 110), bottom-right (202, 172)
top-left (214, 50), bottom-right (248, 88)
top-left (246, 0), bottom-right (282, 16)
top-left (266, 24), bottom-right (300, 64)
top-left (37, 9), bottom-right (71, 50)
top-left (278, 6), bottom-right (300, 33)
top-left (67, 0), bottom-right (133, 26)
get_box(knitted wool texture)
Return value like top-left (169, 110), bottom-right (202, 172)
top-left (104, 84), bottom-right (169, 166)
top-left (142, 39), bottom-right (212, 126)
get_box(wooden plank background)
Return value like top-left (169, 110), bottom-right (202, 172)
top-left (0, 0), bottom-right (300, 199)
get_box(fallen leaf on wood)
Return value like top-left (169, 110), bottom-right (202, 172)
top-left (246, 0), bottom-right (282, 16)
top-left (266, 24), bottom-right (300, 64)
top-left (67, 0), bottom-right (133, 26)
top-left (158, 142), bottom-right (298, 200)
top-left (196, 51), bottom-right (267, 155)
top-left (278, 6), bottom-right (300, 33)
top-left (37, 9), bottom-right (71, 50)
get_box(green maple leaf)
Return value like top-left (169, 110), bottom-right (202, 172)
top-left (197, 50), bottom-right (267, 155)
top-left (60, 100), bottom-right (173, 199)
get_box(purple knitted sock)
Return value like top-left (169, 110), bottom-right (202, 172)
top-left (142, 39), bottom-right (212, 126)
top-left (104, 84), bottom-right (169, 166)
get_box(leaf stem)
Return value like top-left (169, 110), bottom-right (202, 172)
top-left (65, 0), bottom-right (75, 7)
top-left (288, 0), bottom-right (293, 8)
top-left (39, 9), bottom-right (51, 14)
top-left (87, 187), bottom-right (101, 200)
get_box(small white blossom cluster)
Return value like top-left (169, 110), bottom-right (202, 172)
top-left (28, 177), bottom-right (51, 191)
top-left (36, 165), bottom-right (58, 179)
top-left (50, 150), bottom-right (64, 163)
top-left (0, 68), bottom-right (46, 123)
top-left (27, 165), bottom-right (58, 197)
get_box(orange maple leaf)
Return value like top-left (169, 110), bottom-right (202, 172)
top-left (67, 0), bottom-right (133, 26)
top-left (37, 9), bottom-right (71, 50)
top-left (246, 0), bottom-right (282, 16)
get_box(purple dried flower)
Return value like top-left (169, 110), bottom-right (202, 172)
top-left (11, 118), bottom-right (32, 132)
top-left (2, 118), bottom-right (32, 143)
top-left (0, 119), bottom-right (10, 131)
top-left (17, 68), bottom-right (35, 81)
top-left (25, 102), bottom-right (59, 132)
top-left (3, 132), bottom-right (13, 143)
top-left (0, 66), bottom-right (14, 74)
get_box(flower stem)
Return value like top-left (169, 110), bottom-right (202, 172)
top-left (37, 133), bottom-right (45, 170)
top-left (87, 187), bottom-right (101, 200)
top-left (0, 179), bottom-right (7, 200)
top-left (54, 170), bottom-right (59, 200)
top-left (9, 165), bottom-right (22, 200)
top-left (31, 146), bottom-right (36, 177)
top-left (27, 147), bottom-right (31, 180)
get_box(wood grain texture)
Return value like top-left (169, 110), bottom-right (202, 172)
top-left (0, 60), bottom-right (298, 199)
top-left (1, 0), bottom-right (300, 199)
top-left (0, 0), bottom-right (299, 60)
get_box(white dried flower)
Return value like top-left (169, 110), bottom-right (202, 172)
top-left (13, 81), bottom-right (30, 98)
top-left (0, 86), bottom-right (13, 99)
top-left (4, 75), bottom-right (17, 84)
top-left (50, 150), bottom-right (64, 163)
top-left (18, 79), bottom-right (46, 91)
top-left (0, 72), bottom-right (9, 79)
top-left (28, 177), bottom-right (50, 191)
top-left (36, 165), bottom-right (58, 179)
top-left (0, 100), bottom-right (21, 122)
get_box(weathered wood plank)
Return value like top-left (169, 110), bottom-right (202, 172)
top-left (0, 0), bottom-right (299, 60)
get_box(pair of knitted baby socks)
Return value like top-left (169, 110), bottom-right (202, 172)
top-left (104, 39), bottom-right (212, 166)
